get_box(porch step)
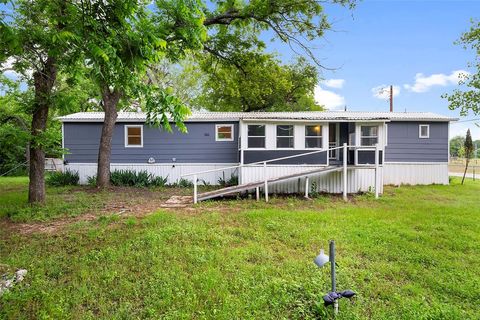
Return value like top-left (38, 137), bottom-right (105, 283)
top-left (197, 166), bottom-right (342, 202)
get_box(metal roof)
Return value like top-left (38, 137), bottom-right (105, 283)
top-left (58, 111), bottom-right (457, 122)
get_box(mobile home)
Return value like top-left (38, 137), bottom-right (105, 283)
top-left (59, 111), bottom-right (455, 201)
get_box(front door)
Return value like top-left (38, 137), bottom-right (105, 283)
top-left (329, 123), bottom-right (339, 159)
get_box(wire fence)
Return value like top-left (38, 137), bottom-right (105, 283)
top-left (449, 158), bottom-right (480, 179)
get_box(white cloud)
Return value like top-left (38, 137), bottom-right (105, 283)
top-left (404, 70), bottom-right (469, 93)
top-left (1, 57), bottom-right (21, 79)
top-left (371, 85), bottom-right (400, 99)
top-left (1, 57), bottom-right (33, 80)
top-left (314, 85), bottom-right (345, 110)
top-left (322, 79), bottom-right (345, 89)
top-left (450, 122), bottom-right (480, 141)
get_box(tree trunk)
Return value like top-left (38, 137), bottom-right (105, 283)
top-left (96, 87), bottom-right (121, 188)
top-left (29, 57), bottom-right (57, 204)
top-left (461, 158), bottom-right (470, 185)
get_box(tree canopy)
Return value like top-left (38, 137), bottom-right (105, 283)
top-left (195, 55), bottom-right (322, 112)
top-left (1, 0), bottom-right (356, 201)
top-left (445, 20), bottom-right (480, 115)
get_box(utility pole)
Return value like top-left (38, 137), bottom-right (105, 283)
top-left (389, 85), bottom-right (393, 112)
top-left (379, 85), bottom-right (394, 112)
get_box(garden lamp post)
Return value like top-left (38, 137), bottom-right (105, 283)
top-left (314, 240), bottom-right (355, 315)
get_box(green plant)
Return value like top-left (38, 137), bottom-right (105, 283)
top-left (309, 181), bottom-right (320, 198)
top-left (200, 179), bottom-right (211, 187)
top-left (109, 170), bottom-right (167, 187)
top-left (175, 178), bottom-right (194, 188)
top-left (218, 173), bottom-right (238, 187)
top-left (110, 170), bottom-right (151, 187)
top-left (46, 170), bottom-right (79, 187)
top-left (150, 175), bottom-right (168, 187)
top-left (86, 175), bottom-right (97, 186)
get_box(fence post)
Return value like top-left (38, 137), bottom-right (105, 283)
top-left (264, 161), bottom-right (269, 202)
top-left (305, 176), bottom-right (309, 198)
top-left (193, 174), bottom-right (198, 204)
top-left (343, 143), bottom-right (348, 201)
top-left (256, 187), bottom-right (260, 201)
top-left (374, 144), bottom-right (379, 199)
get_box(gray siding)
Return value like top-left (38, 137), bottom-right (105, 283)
top-left (244, 150), bottom-right (327, 165)
top-left (64, 122), bottom-right (239, 164)
top-left (385, 121), bottom-right (448, 162)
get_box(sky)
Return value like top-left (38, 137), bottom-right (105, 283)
top-left (1, 0), bottom-right (479, 139)
top-left (263, 0), bottom-right (480, 139)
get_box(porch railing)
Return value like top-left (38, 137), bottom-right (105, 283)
top-left (181, 144), bottom-right (380, 203)
top-left (329, 142), bottom-right (338, 159)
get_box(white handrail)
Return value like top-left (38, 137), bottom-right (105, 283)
top-left (189, 144), bottom-right (381, 204)
top-left (182, 145), bottom-right (351, 178)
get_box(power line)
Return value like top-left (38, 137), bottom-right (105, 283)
top-left (451, 118), bottom-right (480, 124)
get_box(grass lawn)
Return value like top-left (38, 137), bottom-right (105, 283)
top-left (0, 177), bottom-right (479, 319)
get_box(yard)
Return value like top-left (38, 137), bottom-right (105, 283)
top-left (0, 177), bottom-right (479, 319)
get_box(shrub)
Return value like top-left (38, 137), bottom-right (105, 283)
top-left (310, 181), bottom-right (319, 198)
top-left (200, 179), bottom-right (211, 187)
top-left (86, 175), bottom-right (97, 186)
top-left (175, 178), bottom-right (194, 188)
top-left (150, 175), bottom-right (168, 187)
top-left (109, 169), bottom-right (167, 187)
top-left (46, 170), bottom-right (79, 186)
top-left (218, 173), bottom-right (238, 187)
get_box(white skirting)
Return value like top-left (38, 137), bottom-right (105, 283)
top-left (240, 165), bottom-right (383, 194)
top-left (66, 162), bottom-right (448, 193)
top-left (65, 163), bottom-right (238, 185)
top-left (383, 162), bottom-right (449, 185)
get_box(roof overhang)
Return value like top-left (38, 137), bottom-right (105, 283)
top-left (57, 111), bottom-right (458, 123)
top-left (240, 118), bottom-right (391, 123)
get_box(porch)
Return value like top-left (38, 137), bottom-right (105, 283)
top-left (238, 120), bottom-right (387, 167)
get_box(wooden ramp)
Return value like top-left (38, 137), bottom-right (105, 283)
top-left (197, 166), bottom-right (342, 202)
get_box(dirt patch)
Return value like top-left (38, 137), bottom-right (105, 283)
top-left (160, 196), bottom-right (193, 208)
top-left (0, 187), bottom-right (194, 236)
top-left (0, 186), bottom-right (365, 236)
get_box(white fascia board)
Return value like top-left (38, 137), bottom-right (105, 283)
top-left (242, 119), bottom-right (391, 123)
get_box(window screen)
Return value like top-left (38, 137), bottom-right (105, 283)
top-left (305, 125), bottom-right (322, 148)
top-left (248, 125), bottom-right (265, 148)
top-left (360, 126), bottom-right (378, 146)
top-left (419, 125), bottom-right (429, 138)
top-left (277, 125), bottom-right (294, 148)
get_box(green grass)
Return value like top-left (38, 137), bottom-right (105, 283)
top-left (0, 177), bottom-right (110, 222)
top-left (0, 177), bottom-right (479, 319)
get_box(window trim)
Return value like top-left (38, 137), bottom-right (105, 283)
top-left (276, 124), bottom-right (295, 149)
top-left (215, 124), bottom-right (234, 142)
top-left (360, 125), bottom-right (379, 146)
top-left (419, 124), bottom-right (430, 139)
top-left (124, 125), bottom-right (143, 148)
top-left (247, 124), bottom-right (266, 149)
top-left (305, 124), bottom-right (323, 149)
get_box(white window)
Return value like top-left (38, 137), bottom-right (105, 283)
top-left (419, 124), bottom-right (430, 139)
top-left (360, 125), bottom-right (378, 146)
top-left (125, 125), bottom-right (143, 147)
top-left (305, 125), bottom-right (322, 148)
top-left (277, 125), bottom-right (294, 148)
top-left (248, 125), bottom-right (266, 148)
top-left (215, 124), bottom-right (234, 141)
